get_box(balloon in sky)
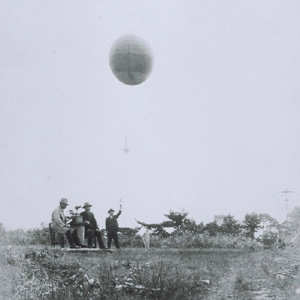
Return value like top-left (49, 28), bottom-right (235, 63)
top-left (109, 35), bottom-right (154, 85)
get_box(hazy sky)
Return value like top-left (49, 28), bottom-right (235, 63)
top-left (1, 1), bottom-right (300, 230)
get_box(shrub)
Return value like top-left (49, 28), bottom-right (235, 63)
top-left (205, 222), bottom-right (220, 236)
top-left (257, 231), bottom-right (278, 247)
top-left (220, 215), bottom-right (241, 235)
top-left (244, 213), bottom-right (261, 239)
top-left (146, 233), bottom-right (262, 250)
top-left (6, 224), bottom-right (50, 246)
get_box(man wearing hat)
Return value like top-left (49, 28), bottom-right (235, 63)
top-left (105, 204), bottom-right (122, 249)
top-left (51, 198), bottom-right (80, 248)
top-left (80, 202), bottom-right (106, 248)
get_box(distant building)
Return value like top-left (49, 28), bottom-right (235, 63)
top-left (254, 218), bottom-right (279, 238)
top-left (214, 215), bottom-right (225, 226)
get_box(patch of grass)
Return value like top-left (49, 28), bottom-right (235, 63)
top-left (2, 246), bottom-right (300, 300)
top-left (0, 247), bottom-right (240, 300)
top-left (234, 273), bottom-right (253, 293)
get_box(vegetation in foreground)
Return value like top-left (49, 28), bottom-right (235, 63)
top-left (1, 207), bottom-right (300, 299)
top-left (1, 247), bottom-right (232, 300)
top-left (1, 245), bottom-right (300, 300)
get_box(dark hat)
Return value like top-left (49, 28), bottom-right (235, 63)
top-left (83, 202), bottom-right (92, 208)
top-left (108, 209), bottom-right (115, 213)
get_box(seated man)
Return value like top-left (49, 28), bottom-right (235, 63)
top-left (80, 202), bottom-right (106, 248)
top-left (51, 198), bottom-right (80, 248)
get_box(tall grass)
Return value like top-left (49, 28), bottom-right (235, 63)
top-left (1, 247), bottom-right (226, 300)
top-left (2, 245), bottom-right (297, 300)
top-left (140, 233), bottom-right (263, 250)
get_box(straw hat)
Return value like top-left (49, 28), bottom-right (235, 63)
top-left (60, 198), bottom-right (69, 205)
top-left (83, 202), bottom-right (92, 208)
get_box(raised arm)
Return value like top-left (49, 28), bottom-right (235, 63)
top-left (115, 210), bottom-right (122, 219)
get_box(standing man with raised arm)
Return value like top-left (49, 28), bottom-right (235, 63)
top-left (105, 202), bottom-right (122, 249)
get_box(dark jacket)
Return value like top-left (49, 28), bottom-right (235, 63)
top-left (106, 210), bottom-right (122, 232)
top-left (80, 211), bottom-right (99, 231)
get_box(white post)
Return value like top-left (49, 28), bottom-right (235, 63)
top-left (145, 229), bottom-right (150, 250)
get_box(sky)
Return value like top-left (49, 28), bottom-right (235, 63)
top-left (0, 0), bottom-right (300, 230)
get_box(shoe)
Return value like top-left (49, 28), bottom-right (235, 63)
top-left (80, 244), bottom-right (88, 248)
top-left (70, 245), bottom-right (80, 249)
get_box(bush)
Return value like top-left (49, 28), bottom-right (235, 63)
top-left (257, 231), bottom-right (278, 247)
top-left (146, 233), bottom-right (262, 250)
top-left (220, 215), bottom-right (241, 235)
top-left (6, 224), bottom-right (51, 246)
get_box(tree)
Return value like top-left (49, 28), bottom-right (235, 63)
top-left (256, 214), bottom-right (279, 248)
top-left (205, 221), bottom-right (220, 236)
top-left (181, 219), bottom-right (205, 234)
top-left (259, 214), bottom-right (279, 232)
top-left (0, 223), bottom-right (7, 244)
top-left (0, 223), bottom-right (5, 235)
top-left (287, 207), bottom-right (300, 234)
top-left (164, 210), bottom-right (189, 227)
top-left (243, 213), bottom-right (261, 239)
top-left (136, 209), bottom-right (190, 236)
top-left (135, 220), bottom-right (161, 230)
top-left (118, 227), bottom-right (141, 245)
top-left (220, 214), bottom-right (241, 235)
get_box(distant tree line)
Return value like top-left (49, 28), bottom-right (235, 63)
top-left (136, 209), bottom-right (292, 248)
top-left (1, 207), bottom-right (300, 247)
top-left (0, 223), bottom-right (50, 246)
top-left (136, 210), bottom-right (267, 238)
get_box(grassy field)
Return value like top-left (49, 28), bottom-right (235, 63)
top-left (1, 246), bottom-right (300, 300)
